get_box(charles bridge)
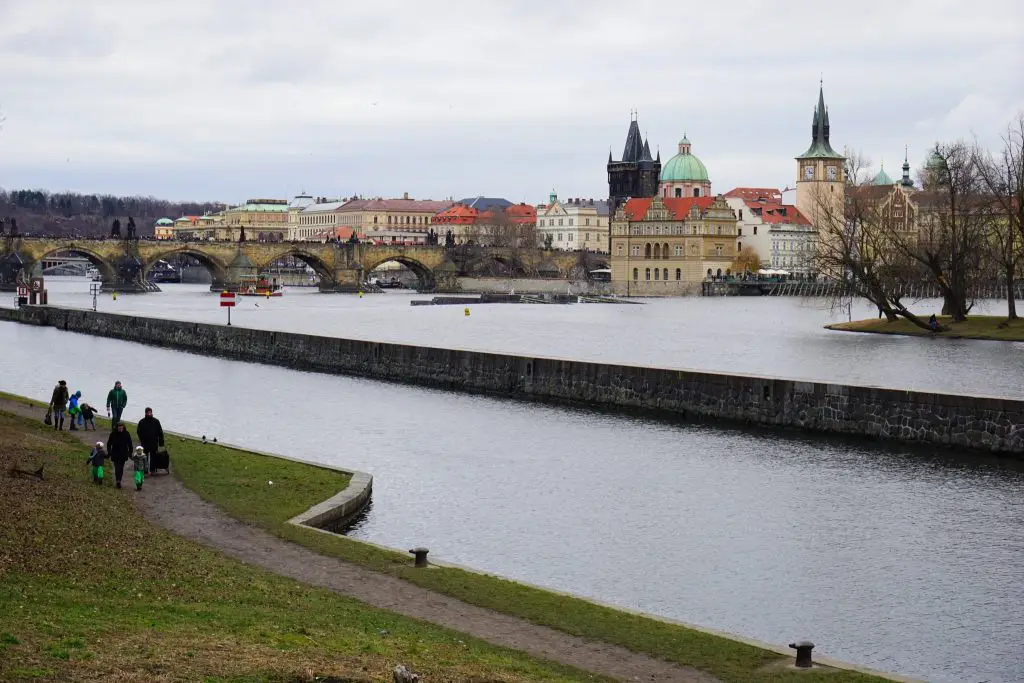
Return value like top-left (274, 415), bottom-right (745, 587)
top-left (0, 236), bottom-right (590, 293)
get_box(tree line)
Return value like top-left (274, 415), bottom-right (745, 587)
top-left (0, 188), bottom-right (223, 237)
top-left (812, 113), bottom-right (1024, 328)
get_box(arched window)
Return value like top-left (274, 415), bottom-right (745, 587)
top-left (654, 268), bottom-right (660, 280)
top-left (645, 268), bottom-right (651, 281)
top-left (663, 243), bottom-right (670, 259)
top-left (644, 243), bottom-right (652, 258)
top-left (616, 244), bottom-right (623, 255)
top-left (693, 188), bottom-right (700, 197)
top-left (653, 243), bottom-right (661, 259)
top-left (633, 268), bottom-right (638, 281)
top-left (674, 187), bottom-right (682, 198)
top-left (663, 268), bottom-right (668, 280)
top-left (675, 268), bottom-right (681, 280)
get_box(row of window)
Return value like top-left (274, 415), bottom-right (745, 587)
top-left (632, 268), bottom-right (682, 281)
top-left (623, 224), bottom-right (728, 236)
top-left (538, 217), bottom-right (604, 227)
top-left (618, 243), bottom-right (726, 258)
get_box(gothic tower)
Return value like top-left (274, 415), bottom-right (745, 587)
top-left (607, 113), bottom-right (661, 217)
top-left (795, 84), bottom-right (845, 227)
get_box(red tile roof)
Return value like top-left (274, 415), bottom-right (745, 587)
top-left (433, 202), bottom-right (536, 225)
top-left (724, 187), bottom-right (783, 202)
top-left (621, 196), bottom-right (716, 221)
top-left (756, 203), bottom-right (811, 225)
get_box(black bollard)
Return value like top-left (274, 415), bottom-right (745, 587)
top-left (408, 547), bottom-right (429, 568)
top-left (788, 640), bottom-right (814, 668)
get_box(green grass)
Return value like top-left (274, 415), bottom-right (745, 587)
top-left (164, 425), bottom-right (893, 683)
top-left (827, 314), bottom-right (1024, 341)
top-left (0, 410), bottom-right (608, 683)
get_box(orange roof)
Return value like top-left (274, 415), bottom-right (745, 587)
top-left (756, 203), bottom-right (811, 225)
top-left (724, 187), bottom-right (783, 202)
top-left (621, 196), bottom-right (716, 221)
top-left (328, 226), bottom-right (366, 240)
top-left (431, 204), bottom-right (480, 224)
top-left (433, 202), bottom-right (536, 225)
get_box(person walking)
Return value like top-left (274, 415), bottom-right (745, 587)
top-left (68, 391), bottom-right (82, 431)
top-left (49, 380), bottom-right (69, 431)
top-left (136, 407), bottom-right (164, 475)
top-left (106, 381), bottom-right (127, 425)
top-left (106, 422), bottom-right (133, 489)
top-left (86, 441), bottom-right (107, 485)
top-left (79, 402), bottom-right (98, 431)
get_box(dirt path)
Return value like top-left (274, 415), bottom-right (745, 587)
top-left (2, 396), bottom-right (719, 682)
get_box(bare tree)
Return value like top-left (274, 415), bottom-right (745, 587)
top-left (732, 245), bottom-right (761, 274)
top-left (974, 113), bottom-right (1024, 319)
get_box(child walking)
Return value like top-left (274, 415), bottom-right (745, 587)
top-left (87, 441), bottom-right (107, 485)
top-left (131, 446), bottom-right (147, 491)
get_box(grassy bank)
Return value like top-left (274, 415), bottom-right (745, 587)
top-left (827, 315), bottom-right (1024, 341)
top-left (163, 424), bottom-right (891, 681)
top-left (0, 410), bottom-right (607, 683)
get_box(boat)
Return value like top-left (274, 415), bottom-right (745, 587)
top-left (86, 267), bottom-right (101, 281)
top-left (231, 274), bottom-right (284, 297)
top-left (148, 260), bottom-right (182, 283)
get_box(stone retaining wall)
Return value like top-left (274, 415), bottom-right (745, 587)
top-left (3, 305), bottom-right (1022, 453)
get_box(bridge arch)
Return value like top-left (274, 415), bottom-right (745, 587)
top-left (261, 248), bottom-right (335, 282)
top-left (363, 255), bottom-right (436, 291)
top-left (463, 253), bottom-right (530, 278)
top-left (142, 247), bottom-right (229, 284)
top-left (32, 246), bottom-right (117, 281)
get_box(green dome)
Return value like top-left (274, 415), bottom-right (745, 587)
top-left (660, 151), bottom-right (709, 183)
top-left (871, 166), bottom-right (894, 186)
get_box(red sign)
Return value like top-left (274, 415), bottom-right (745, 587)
top-left (219, 291), bottom-right (236, 308)
top-left (17, 286), bottom-right (28, 297)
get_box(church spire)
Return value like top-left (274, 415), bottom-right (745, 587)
top-left (797, 81), bottom-right (842, 160)
top-left (901, 145), bottom-right (913, 187)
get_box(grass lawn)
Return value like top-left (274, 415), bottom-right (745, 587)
top-left (0, 410), bottom-right (608, 683)
top-left (827, 315), bottom-right (1024, 341)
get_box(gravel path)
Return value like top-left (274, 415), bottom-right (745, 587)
top-left (2, 396), bottom-right (720, 682)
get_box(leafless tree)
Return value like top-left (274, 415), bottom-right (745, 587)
top-left (973, 112), bottom-right (1024, 319)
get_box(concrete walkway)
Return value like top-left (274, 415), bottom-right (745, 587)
top-left (1, 396), bottom-right (719, 683)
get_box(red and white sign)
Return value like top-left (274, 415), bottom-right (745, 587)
top-left (219, 291), bottom-right (237, 308)
top-left (16, 285), bottom-right (28, 297)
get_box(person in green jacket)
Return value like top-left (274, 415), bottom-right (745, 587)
top-left (106, 381), bottom-right (127, 424)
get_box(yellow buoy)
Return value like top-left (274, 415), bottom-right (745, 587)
top-left (464, 307), bottom-right (470, 317)
top-left (112, 291), bottom-right (117, 301)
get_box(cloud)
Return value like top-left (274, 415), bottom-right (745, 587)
top-left (0, 0), bottom-right (1021, 202)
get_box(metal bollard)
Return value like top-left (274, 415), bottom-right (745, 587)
top-left (408, 547), bottom-right (429, 568)
top-left (788, 640), bottom-right (814, 668)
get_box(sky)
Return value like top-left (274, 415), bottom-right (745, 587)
top-left (0, 0), bottom-right (1022, 206)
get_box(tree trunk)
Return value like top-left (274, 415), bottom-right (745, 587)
top-left (1008, 262), bottom-right (1018, 320)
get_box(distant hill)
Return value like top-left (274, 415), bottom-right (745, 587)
top-left (0, 188), bottom-right (224, 237)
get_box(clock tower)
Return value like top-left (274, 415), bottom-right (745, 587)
top-left (795, 83), bottom-right (845, 227)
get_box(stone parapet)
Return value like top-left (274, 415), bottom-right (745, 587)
top-left (2, 305), bottom-right (1021, 453)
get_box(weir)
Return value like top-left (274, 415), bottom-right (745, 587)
top-left (2, 304), bottom-right (1022, 454)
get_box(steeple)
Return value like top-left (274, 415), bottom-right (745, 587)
top-left (901, 146), bottom-right (913, 187)
top-left (641, 138), bottom-right (653, 161)
top-left (797, 81), bottom-right (843, 160)
top-left (621, 119), bottom-right (644, 162)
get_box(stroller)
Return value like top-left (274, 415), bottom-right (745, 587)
top-left (149, 448), bottom-right (171, 475)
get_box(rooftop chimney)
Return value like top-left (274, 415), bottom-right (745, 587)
top-left (403, 192), bottom-right (409, 200)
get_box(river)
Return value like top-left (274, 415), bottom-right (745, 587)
top-left (2, 278), bottom-right (1023, 682)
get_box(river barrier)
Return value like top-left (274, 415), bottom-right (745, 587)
top-left (3, 304), bottom-right (1022, 454)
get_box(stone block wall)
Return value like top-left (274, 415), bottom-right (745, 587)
top-left (2, 305), bottom-right (1021, 453)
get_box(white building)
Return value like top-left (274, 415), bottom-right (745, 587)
top-left (723, 188), bottom-right (816, 276)
top-left (535, 191), bottom-right (609, 252)
top-left (293, 198), bottom-right (348, 241)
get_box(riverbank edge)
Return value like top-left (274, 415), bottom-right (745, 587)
top-left (826, 316), bottom-right (1024, 342)
top-left (3, 304), bottom-right (1022, 454)
top-left (0, 389), bottom-right (919, 683)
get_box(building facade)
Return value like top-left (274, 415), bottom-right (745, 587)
top-left (535, 191), bottom-right (609, 252)
top-left (794, 85), bottom-right (845, 229)
top-left (154, 218), bottom-right (174, 240)
top-left (222, 199), bottom-right (289, 241)
top-left (334, 194), bottom-right (453, 235)
top-left (431, 201), bottom-right (536, 247)
top-left (659, 135), bottom-right (712, 199)
top-left (609, 195), bottom-right (738, 295)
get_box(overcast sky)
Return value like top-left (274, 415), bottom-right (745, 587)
top-left (1, 0), bottom-right (1022, 205)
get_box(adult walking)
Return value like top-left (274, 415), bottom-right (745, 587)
top-left (106, 421), bottom-right (133, 489)
top-left (49, 380), bottom-right (69, 431)
top-left (106, 380), bottom-right (127, 425)
top-left (136, 407), bottom-right (164, 475)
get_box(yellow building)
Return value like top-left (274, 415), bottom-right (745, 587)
top-left (222, 198), bottom-right (289, 241)
top-left (154, 218), bottom-right (174, 240)
top-left (609, 195), bottom-right (738, 295)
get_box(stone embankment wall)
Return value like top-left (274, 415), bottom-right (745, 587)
top-left (3, 305), bottom-right (1022, 454)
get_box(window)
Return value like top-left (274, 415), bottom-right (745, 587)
top-left (585, 218), bottom-right (591, 226)
top-left (753, 225), bottom-right (758, 235)
top-left (716, 225), bottom-right (722, 235)
top-left (674, 187), bottom-right (682, 198)
top-left (663, 243), bottom-right (669, 259)
top-left (633, 268), bottom-right (638, 281)
top-left (653, 243), bottom-right (661, 259)
top-left (663, 268), bottom-right (668, 281)
top-left (645, 268), bottom-right (651, 280)
top-left (568, 234), bottom-right (573, 242)
top-left (557, 233), bottom-right (563, 241)
top-left (568, 218), bottom-right (574, 226)
top-left (617, 244), bottom-right (623, 255)
top-left (644, 243), bottom-right (652, 258)
top-left (716, 245), bottom-right (723, 256)
top-left (738, 228), bottom-right (743, 236)
top-left (586, 233), bottom-right (591, 241)
top-left (654, 268), bottom-right (659, 280)
top-left (558, 218), bottom-right (564, 226)
top-left (693, 188), bottom-right (700, 197)
top-left (674, 245), bottom-right (682, 256)
top-left (738, 242), bottom-right (742, 251)
top-left (675, 268), bottom-right (681, 280)
top-left (631, 245), bottom-right (640, 256)
top-left (739, 209), bottom-right (743, 220)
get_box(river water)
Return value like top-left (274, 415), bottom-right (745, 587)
top-left (2, 278), bottom-right (1023, 682)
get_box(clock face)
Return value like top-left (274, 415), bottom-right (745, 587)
top-left (804, 166), bottom-right (815, 180)
top-left (827, 166), bottom-right (837, 180)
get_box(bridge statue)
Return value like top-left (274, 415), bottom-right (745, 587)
top-left (238, 226), bottom-right (246, 243)
top-left (110, 218), bottom-right (121, 238)
top-left (126, 216), bottom-right (136, 240)
top-left (8, 217), bottom-right (16, 237)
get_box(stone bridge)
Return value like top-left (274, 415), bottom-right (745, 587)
top-left (0, 236), bottom-right (588, 293)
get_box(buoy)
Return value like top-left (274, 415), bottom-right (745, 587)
top-left (464, 307), bottom-right (470, 317)
top-left (112, 291), bottom-right (117, 301)
top-left (358, 291), bottom-right (363, 298)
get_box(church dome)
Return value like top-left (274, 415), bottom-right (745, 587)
top-left (660, 136), bottom-right (709, 183)
top-left (871, 165), bottom-right (894, 186)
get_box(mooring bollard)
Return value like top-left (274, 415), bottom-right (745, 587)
top-left (408, 547), bottom-right (429, 568)
top-left (788, 640), bottom-right (814, 668)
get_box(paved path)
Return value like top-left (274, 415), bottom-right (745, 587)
top-left (2, 396), bottom-right (719, 683)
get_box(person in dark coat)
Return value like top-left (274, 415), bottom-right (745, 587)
top-left (106, 422), bottom-right (134, 489)
top-left (49, 380), bottom-right (69, 431)
top-left (136, 407), bottom-right (164, 475)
